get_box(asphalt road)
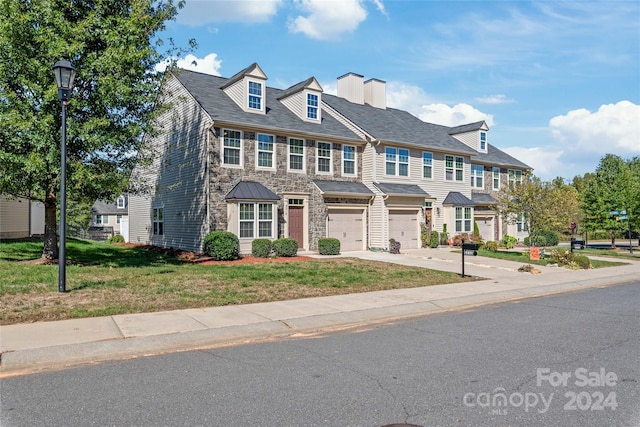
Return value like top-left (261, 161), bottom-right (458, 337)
top-left (1, 282), bottom-right (638, 427)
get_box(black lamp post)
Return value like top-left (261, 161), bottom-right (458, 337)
top-left (52, 59), bottom-right (76, 293)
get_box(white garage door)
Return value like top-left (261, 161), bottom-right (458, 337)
top-left (389, 210), bottom-right (419, 249)
top-left (327, 209), bottom-right (365, 252)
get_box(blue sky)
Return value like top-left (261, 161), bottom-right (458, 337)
top-left (158, 0), bottom-right (640, 181)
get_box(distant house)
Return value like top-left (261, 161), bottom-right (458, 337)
top-left (90, 195), bottom-right (128, 241)
top-left (0, 195), bottom-right (45, 239)
top-left (129, 64), bottom-right (530, 254)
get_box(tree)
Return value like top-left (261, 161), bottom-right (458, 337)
top-left (581, 154), bottom-right (640, 247)
top-left (493, 174), bottom-right (580, 242)
top-left (0, 0), bottom-right (194, 260)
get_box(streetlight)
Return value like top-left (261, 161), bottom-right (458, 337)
top-left (52, 59), bottom-right (76, 293)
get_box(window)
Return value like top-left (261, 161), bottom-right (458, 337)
top-left (289, 138), bottom-right (305, 171)
top-left (239, 203), bottom-right (274, 238)
top-left (116, 214), bottom-right (122, 224)
top-left (257, 133), bottom-right (274, 168)
top-left (317, 142), bottom-right (332, 173)
top-left (152, 208), bottom-right (163, 236)
top-left (508, 169), bottom-right (523, 189)
top-left (471, 164), bottom-right (484, 188)
top-left (343, 145), bottom-right (356, 175)
top-left (223, 129), bottom-right (242, 166)
top-left (516, 213), bottom-right (529, 232)
top-left (307, 93), bottom-right (318, 120)
top-left (480, 131), bottom-right (487, 151)
top-left (445, 155), bottom-right (464, 182)
top-left (117, 196), bottom-right (125, 208)
top-left (493, 167), bottom-right (500, 190)
top-left (455, 207), bottom-right (473, 233)
top-left (422, 152), bottom-right (433, 179)
top-left (95, 214), bottom-right (107, 225)
top-left (385, 147), bottom-right (409, 176)
top-left (248, 81), bottom-right (262, 110)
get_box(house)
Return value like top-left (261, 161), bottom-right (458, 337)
top-left (89, 195), bottom-right (129, 241)
top-left (129, 64), bottom-right (530, 253)
top-left (0, 195), bottom-right (45, 239)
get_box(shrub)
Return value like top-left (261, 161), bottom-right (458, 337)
top-left (573, 255), bottom-right (591, 269)
top-left (107, 234), bottom-right (125, 244)
top-left (203, 231), bottom-right (240, 261)
top-left (318, 237), bottom-right (340, 255)
top-left (429, 231), bottom-right (439, 248)
top-left (485, 241), bottom-right (498, 252)
top-left (452, 233), bottom-right (470, 247)
top-left (502, 235), bottom-right (517, 249)
top-left (251, 239), bottom-right (273, 258)
top-left (524, 235), bottom-right (546, 247)
top-left (273, 238), bottom-right (298, 257)
top-left (526, 230), bottom-right (558, 247)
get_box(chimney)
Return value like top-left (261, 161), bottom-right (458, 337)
top-left (364, 78), bottom-right (386, 109)
top-left (337, 72), bottom-right (364, 104)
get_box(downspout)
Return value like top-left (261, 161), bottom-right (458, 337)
top-left (206, 123), bottom-right (213, 237)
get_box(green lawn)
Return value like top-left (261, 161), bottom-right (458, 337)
top-left (0, 238), bottom-right (476, 325)
top-left (473, 248), bottom-right (629, 268)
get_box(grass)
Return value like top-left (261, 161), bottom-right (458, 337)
top-left (473, 248), bottom-right (629, 268)
top-left (0, 238), bottom-right (476, 325)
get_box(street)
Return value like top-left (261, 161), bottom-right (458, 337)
top-left (1, 281), bottom-right (638, 426)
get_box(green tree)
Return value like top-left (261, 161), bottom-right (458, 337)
top-left (0, 0), bottom-right (194, 260)
top-left (581, 154), bottom-right (640, 247)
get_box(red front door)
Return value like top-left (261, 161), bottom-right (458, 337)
top-left (289, 206), bottom-right (304, 249)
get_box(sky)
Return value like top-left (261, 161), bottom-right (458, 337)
top-left (157, 0), bottom-right (640, 181)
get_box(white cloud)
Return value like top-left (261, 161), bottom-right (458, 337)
top-left (416, 103), bottom-right (495, 128)
top-left (288, 0), bottom-right (368, 40)
top-left (502, 146), bottom-right (564, 179)
top-left (155, 53), bottom-right (223, 76)
top-left (549, 101), bottom-right (640, 153)
top-left (176, 0), bottom-right (282, 25)
top-left (475, 94), bottom-right (515, 105)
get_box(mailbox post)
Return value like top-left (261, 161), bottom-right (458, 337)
top-left (461, 240), bottom-right (479, 277)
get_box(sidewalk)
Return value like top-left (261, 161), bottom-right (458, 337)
top-left (1, 248), bottom-right (638, 375)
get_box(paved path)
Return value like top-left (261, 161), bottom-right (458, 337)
top-left (1, 248), bottom-right (638, 375)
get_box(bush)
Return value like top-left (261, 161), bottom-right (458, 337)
top-left (318, 237), bottom-right (340, 255)
top-left (485, 241), bottom-right (498, 252)
top-left (203, 231), bottom-right (240, 261)
top-left (502, 235), bottom-right (517, 249)
top-left (452, 233), bottom-right (470, 247)
top-left (526, 230), bottom-right (558, 247)
top-left (429, 231), bottom-right (439, 248)
top-left (107, 234), bottom-right (125, 244)
top-left (251, 239), bottom-right (273, 258)
top-left (273, 238), bottom-right (298, 257)
top-left (573, 255), bottom-right (591, 269)
top-left (524, 235), bottom-right (546, 247)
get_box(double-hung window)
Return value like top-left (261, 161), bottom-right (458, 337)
top-left (257, 133), bottom-right (274, 169)
top-left (289, 138), bottom-right (305, 171)
top-left (116, 214), bottom-right (122, 224)
top-left (471, 164), bottom-right (484, 188)
top-left (445, 155), bottom-right (464, 181)
top-left (455, 207), bottom-right (473, 233)
top-left (385, 147), bottom-right (409, 176)
top-left (422, 152), bottom-right (433, 179)
top-left (152, 208), bottom-right (163, 236)
top-left (493, 167), bottom-right (500, 190)
top-left (516, 213), bottom-right (529, 233)
top-left (307, 93), bottom-right (318, 120)
top-left (480, 131), bottom-right (487, 151)
top-left (95, 214), bottom-right (106, 225)
top-left (343, 145), bottom-right (356, 175)
top-left (508, 169), bottom-right (523, 189)
top-left (317, 142), bottom-right (332, 173)
top-left (117, 196), bottom-right (125, 208)
top-left (239, 203), bottom-right (274, 238)
top-left (248, 81), bottom-right (262, 110)
top-left (223, 129), bottom-right (242, 166)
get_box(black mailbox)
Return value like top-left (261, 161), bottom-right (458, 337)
top-left (462, 242), bottom-right (479, 256)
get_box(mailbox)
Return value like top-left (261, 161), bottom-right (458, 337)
top-left (462, 242), bottom-right (479, 256)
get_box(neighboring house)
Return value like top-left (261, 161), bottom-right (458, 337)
top-left (129, 64), bottom-right (530, 254)
top-left (0, 195), bottom-right (45, 239)
top-left (90, 195), bottom-right (129, 240)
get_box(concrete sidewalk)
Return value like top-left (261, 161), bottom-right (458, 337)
top-left (1, 248), bottom-right (638, 375)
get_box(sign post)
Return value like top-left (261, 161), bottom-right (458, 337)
top-left (461, 241), bottom-right (479, 277)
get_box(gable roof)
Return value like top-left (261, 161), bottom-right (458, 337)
top-left (443, 192), bottom-right (475, 206)
top-left (172, 70), bottom-right (362, 143)
top-left (448, 121), bottom-right (487, 135)
top-left (313, 180), bottom-right (374, 197)
top-left (322, 93), bottom-right (477, 155)
top-left (224, 181), bottom-right (280, 201)
top-left (220, 62), bottom-right (266, 89)
top-left (278, 77), bottom-right (322, 100)
top-left (373, 182), bottom-right (431, 197)
top-left (471, 144), bottom-right (531, 169)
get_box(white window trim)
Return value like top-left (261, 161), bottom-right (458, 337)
top-left (256, 133), bottom-right (275, 170)
top-left (316, 141), bottom-right (333, 175)
top-left (385, 146), bottom-right (409, 177)
top-left (152, 207), bottom-right (164, 236)
top-left (508, 169), bottom-right (523, 189)
top-left (479, 131), bottom-right (487, 152)
top-left (116, 214), bottom-right (122, 224)
top-left (247, 80), bottom-right (263, 112)
top-left (117, 196), bottom-right (125, 209)
top-left (306, 92), bottom-right (320, 121)
top-left (422, 151), bottom-right (433, 180)
top-left (454, 206), bottom-right (473, 233)
top-left (342, 144), bottom-right (357, 176)
top-left (238, 202), bottom-right (276, 239)
top-left (445, 155), bottom-right (465, 182)
top-left (222, 128), bottom-right (243, 168)
top-left (471, 164), bottom-right (484, 189)
top-left (493, 167), bottom-right (501, 190)
top-left (288, 137), bottom-right (306, 173)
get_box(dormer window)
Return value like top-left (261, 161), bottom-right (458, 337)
top-left (117, 196), bottom-right (125, 209)
top-left (307, 93), bottom-right (319, 120)
top-left (480, 131), bottom-right (487, 151)
top-left (248, 81), bottom-right (262, 110)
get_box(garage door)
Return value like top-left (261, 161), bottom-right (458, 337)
top-left (327, 209), bottom-right (365, 252)
top-left (388, 210), bottom-right (419, 249)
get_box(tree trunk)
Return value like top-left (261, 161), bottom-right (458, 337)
top-left (610, 230), bottom-right (616, 249)
top-left (42, 187), bottom-right (58, 260)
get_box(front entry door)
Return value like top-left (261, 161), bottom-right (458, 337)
top-left (289, 206), bottom-right (304, 249)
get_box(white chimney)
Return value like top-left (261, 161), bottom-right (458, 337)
top-left (337, 72), bottom-right (364, 104)
top-left (364, 78), bottom-right (386, 109)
